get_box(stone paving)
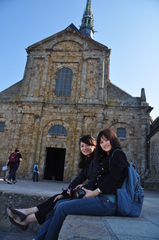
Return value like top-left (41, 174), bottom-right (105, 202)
top-left (0, 178), bottom-right (159, 240)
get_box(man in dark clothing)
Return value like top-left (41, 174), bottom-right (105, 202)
top-left (7, 148), bottom-right (22, 184)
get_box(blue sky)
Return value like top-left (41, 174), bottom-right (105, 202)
top-left (0, 0), bottom-right (159, 120)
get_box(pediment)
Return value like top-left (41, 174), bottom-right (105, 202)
top-left (26, 23), bottom-right (110, 54)
top-left (52, 40), bottom-right (82, 51)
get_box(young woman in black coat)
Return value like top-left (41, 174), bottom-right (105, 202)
top-left (32, 128), bottom-right (129, 240)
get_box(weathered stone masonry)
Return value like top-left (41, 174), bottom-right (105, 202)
top-left (0, 25), bottom-right (152, 184)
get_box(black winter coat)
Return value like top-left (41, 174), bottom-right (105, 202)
top-left (67, 158), bottom-right (100, 191)
top-left (97, 149), bottom-right (129, 196)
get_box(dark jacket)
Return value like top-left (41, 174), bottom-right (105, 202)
top-left (97, 149), bottom-right (128, 196)
top-left (68, 158), bottom-right (100, 191)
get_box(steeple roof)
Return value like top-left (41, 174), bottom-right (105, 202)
top-left (79, 0), bottom-right (94, 39)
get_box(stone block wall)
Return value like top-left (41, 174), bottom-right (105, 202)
top-left (150, 131), bottom-right (159, 173)
top-left (145, 130), bottom-right (159, 191)
top-left (0, 100), bottom-right (149, 182)
top-left (0, 27), bottom-right (151, 184)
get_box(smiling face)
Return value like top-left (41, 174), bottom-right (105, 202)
top-left (80, 141), bottom-right (95, 158)
top-left (100, 135), bottom-right (112, 155)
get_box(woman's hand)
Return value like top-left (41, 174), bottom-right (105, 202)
top-left (83, 188), bottom-right (100, 198)
top-left (53, 194), bottom-right (63, 202)
top-left (67, 189), bottom-right (71, 196)
top-left (74, 184), bottom-right (83, 190)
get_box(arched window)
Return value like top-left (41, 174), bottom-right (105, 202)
top-left (55, 68), bottom-right (72, 97)
top-left (48, 125), bottom-right (67, 136)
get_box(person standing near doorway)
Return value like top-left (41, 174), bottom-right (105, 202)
top-left (33, 163), bottom-right (39, 182)
top-left (7, 148), bottom-right (22, 184)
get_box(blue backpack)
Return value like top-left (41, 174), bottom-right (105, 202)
top-left (110, 149), bottom-right (144, 217)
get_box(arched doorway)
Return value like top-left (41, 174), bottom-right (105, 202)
top-left (44, 124), bottom-right (67, 181)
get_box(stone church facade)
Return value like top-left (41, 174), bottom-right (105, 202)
top-left (0, 1), bottom-right (153, 184)
top-left (145, 117), bottom-right (159, 191)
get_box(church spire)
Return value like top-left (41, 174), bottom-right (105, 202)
top-left (79, 0), bottom-right (95, 39)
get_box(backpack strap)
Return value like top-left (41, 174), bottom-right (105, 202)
top-left (109, 149), bottom-right (123, 170)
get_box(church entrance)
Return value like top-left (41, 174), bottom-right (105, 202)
top-left (44, 147), bottom-right (66, 181)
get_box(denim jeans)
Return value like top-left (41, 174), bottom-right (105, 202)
top-left (34, 194), bottom-right (116, 240)
top-left (33, 172), bottom-right (38, 182)
top-left (8, 163), bottom-right (19, 181)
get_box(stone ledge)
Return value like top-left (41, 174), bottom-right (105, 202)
top-left (0, 191), bottom-right (48, 234)
top-left (59, 215), bottom-right (112, 240)
top-left (1, 191), bottom-right (112, 239)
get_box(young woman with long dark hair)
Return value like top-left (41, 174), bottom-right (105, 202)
top-left (7, 134), bottom-right (98, 231)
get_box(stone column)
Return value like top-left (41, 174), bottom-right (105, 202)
top-left (80, 59), bottom-right (87, 99)
top-left (71, 115), bottom-right (84, 179)
top-left (98, 56), bottom-right (105, 101)
top-left (39, 54), bottom-right (50, 99)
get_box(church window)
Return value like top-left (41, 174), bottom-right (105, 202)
top-left (0, 122), bottom-right (5, 132)
top-left (48, 125), bottom-right (67, 136)
top-left (117, 128), bottom-right (126, 138)
top-left (55, 68), bottom-right (72, 97)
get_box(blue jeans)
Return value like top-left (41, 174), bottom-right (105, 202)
top-left (34, 195), bottom-right (116, 240)
top-left (33, 172), bottom-right (38, 182)
top-left (8, 163), bottom-right (19, 181)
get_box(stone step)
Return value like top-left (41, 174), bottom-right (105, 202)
top-left (1, 191), bottom-right (112, 239)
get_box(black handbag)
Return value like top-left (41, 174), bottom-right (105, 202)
top-left (71, 188), bottom-right (86, 199)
